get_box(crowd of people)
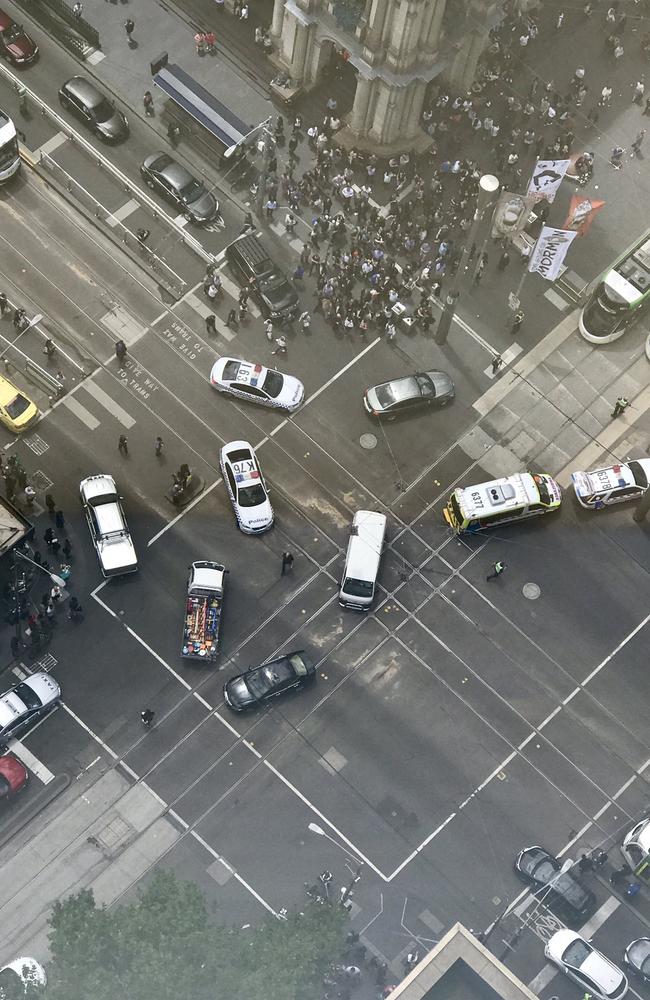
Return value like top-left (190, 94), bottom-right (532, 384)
top-left (241, 0), bottom-right (648, 346)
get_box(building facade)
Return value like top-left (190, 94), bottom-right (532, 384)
top-left (270, 0), bottom-right (500, 153)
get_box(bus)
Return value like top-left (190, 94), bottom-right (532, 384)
top-left (0, 108), bottom-right (20, 183)
top-left (579, 230), bottom-right (650, 344)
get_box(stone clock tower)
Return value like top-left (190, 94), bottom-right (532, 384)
top-left (269, 0), bottom-right (499, 154)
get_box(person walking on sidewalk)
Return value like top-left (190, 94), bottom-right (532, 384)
top-left (486, 560), bottom-right (506, 581)
top-left (611, 396), bottom-right (629, 417)
top-left (55, 509), bottom-right (65, 532)
top-left (124, 18), bottom-right (135, 43)
top-left (205, 314), bottom-right (217, 334)
top-left (143, 91), bottom-right (154, 116)
top-left (491, 354), bottom-right (503, 375)
top-left (45, 493), bottom-right (56, 515)
top-left (497, 250), bottom-right (510, 272)
top-left (264, 318), bottom-right (274, 341)
top-left (632, 129), bottom-right (646, 155)
top-left (511, 310), bottom-right (525, 335)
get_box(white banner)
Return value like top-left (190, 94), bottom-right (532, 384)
top-left (527, 159), bottom-right (571, 203)
top-left (528, 227), bottom-right (578, 280)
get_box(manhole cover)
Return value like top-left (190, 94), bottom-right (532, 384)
top-left (523, 582), bottom-right (541, 600)
top-left (360, 433), bottom-right (377, 450)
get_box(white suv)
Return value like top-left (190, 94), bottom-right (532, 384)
top-left (80, 474), bottom-right (137, 577)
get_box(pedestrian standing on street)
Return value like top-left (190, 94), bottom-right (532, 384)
top-left (155, 436), bottom-right (164, 457)
top-left (632, 129), bottom-right (647, 155)
top-left (271, 335), bottom-right (287, 355)
top-left (281, 551), bottom-right (294, 575)
top-left (238, 302), bottom-right (248, 323)
top-left (298, 310), bottom-right (311, 332)
top-left (67, 596), bottom-right (83, 621)
top-left (205, 314), bottom-right (217, 334)
top-left (141, 708), bottom-right (155, 727)
top-left (610, 866), bottom-right (629, 886)
top-left (51, 538), bottom-right (61, 558)
top-left (124, 18), bottom-right (135, 42)
top-left (497, 250), bottom-right (510, 272)
top-left (62, 537), bottom-right (72, 559)
top-left (225, 308), bottom-right (237, 328)
top-left (610, 145), bottom-right (625, 168)
top-left (511, 310), bottom-right (525, 335)
top-left (264, 318), bottom-right (274, 341)
top-left (633, 79), bottom-right (645, 105)
top-left (44, 527), bottom-right (54, 548)
top-left (55, 509), bottom-right (65, 531)
top-left (491, 354), bottom-right (503, 375)
top-left (143, 91), bottom-right (154, 116)
top-left (643, 98), bottom-right (650, 118)
top-left (611, 395), bottom-right (629, 417)
top-left (118, 434), bottom-right (129, 455)
top-left (0, 292), bottom-right (7, 315)
top-left (486, 560), bottom-right (506, 581)
top-left (578, 854), bottom-right (595, 873)
top-left (167, 122), bottom-right (181, 145)
top-left (72, 1), bottom-right (83, 17)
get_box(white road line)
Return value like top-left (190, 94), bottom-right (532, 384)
top-left (301, 337), bottom-right (380, 409)
top-left (527, 964), bottom-right (557, 994)
top-left (580, 894), bottom-right (621, 936)
top-left (60, 394), bottom-right (101, 429)
top-left (33, 132), bottom-right (68, 158)
top-left (188, 830), bottom-right (281, 916)
top-left (8, 739), bottom-right (55, 784)
top-left (147, 478), bottom-right (221, 546)
top-left (106, 199), bottom-right (140, 227)
top-left (473, 308), bottom-right (580, 417)
top-left (81, 381), bottom-right (136, 428)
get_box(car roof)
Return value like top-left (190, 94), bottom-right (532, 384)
top-left (81, 473), bottom-right (118, 501)
top-left (63, 76), bottom-right (103, 106)
top-left (381, 375), bottom-right (422, 402)
top-left (0, 373), bottom-right (27, 407)
top-left (218, 358), bottom-right (268, 387)
top-left (156, 157), bottom-right (193, 187)
top-left (577, 459), bottom-right (650, 494)
top-left (22, 671), bottom-right (60, 703)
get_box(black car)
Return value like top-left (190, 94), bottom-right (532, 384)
top-left (624, 939), bottom-right (650, 983)
top-left (514, 847), bottom-right (596, 921)
top-left (140, 152), bottom-right (219, 224)
top-left (363, 371), bottom-right (455, 418)
top-left (58, 76), bottom-right (129, 143)
top-left (223, 650), bottom-right (315, 711)
top-left (225, 234), bottom-right (299, 320)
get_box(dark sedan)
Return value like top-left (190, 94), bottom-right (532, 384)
top-left (363, 371), bottom-right (455, 418)
top-left (58, 76), bottom-right (128, 143)
top-left (140, 152), bottom-right (219, 224)
top-left (624, 939), bottom-right (650, 984)
top-left (0, 9), bottom-right (38, 65)
top-left (514, 846), bottom-right (596, 922)
top-left (223, 651), bottom-right (315, 711)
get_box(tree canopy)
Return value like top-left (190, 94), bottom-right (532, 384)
top-left (43, 871), bottom-right (347, 1000)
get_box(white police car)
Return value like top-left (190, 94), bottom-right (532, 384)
top-left (220, 440), bottom-right (274, 534)
top-left (210, 357), bottom-right (304, 412)
top-left (571, 459), bottom-right (650, 509)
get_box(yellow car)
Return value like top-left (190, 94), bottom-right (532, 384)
top-left (0, 374), bottom-right (38, 433)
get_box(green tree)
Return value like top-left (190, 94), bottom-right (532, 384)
top-left (45, 870), bottom-right (347, 1000)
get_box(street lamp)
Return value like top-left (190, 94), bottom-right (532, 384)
top-left (14, 549), bottom-right (66, 589)
top-left (434, 174), bottom-right (500, 346)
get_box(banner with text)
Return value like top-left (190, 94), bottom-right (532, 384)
top-left (563, 195), bottom-right (606, 236)
top-left (528, 227), bottom-right (578, 280)
top-left (527, 159), bottom-right (571, 203)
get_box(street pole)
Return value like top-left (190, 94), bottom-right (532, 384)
top-left (340, 862), bottom-right (364, 908)
top-left (434, 174), bottom-right (500, 346)
top-left (255, 122), bottom-right (275, 219)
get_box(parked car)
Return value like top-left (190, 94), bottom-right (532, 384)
top-left (0, 9), bottom-right (38, 65)
top-left (544, 930), bottom-right (628, 1000)
top-left (210, 357), bottom-right (304, 411)
top-left (79, 474), bottom-right (137, 577)
top-left (363, 371), bottom-right (455, 418)
top-left (0, 957), bottom-right (47, 994)
top-left (225, 234), bottom-right (299, 320)
top-left (224, 650), bottom-right (315, 710)
top-left (0, 753), bottom-right (28, 798)
top-left (58, 76), bottom-right (128, 143)
top-left (0, 373), bottom-right (38, 433)
top-left (0, 673), bottom-right (60, 744)
top-left (140, 152), bottom-right (218, 224)
top-left (220, 440), bottom-right (273, 534)
top-left (514, 846), bottom-right (595, 921)
top-left (623, 939), bottom-right (650, 984)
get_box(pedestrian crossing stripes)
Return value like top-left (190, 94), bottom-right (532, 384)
top-left (82, 381), bottom-right (136, 427)
top-left (184, 292), bottom-right (236, 342)
top-left (216, 273), bottom-right (261, 317)
top-left (61, 394), bottom-right (100, 429)
top-left (269, 219), bottom-right (306, 254)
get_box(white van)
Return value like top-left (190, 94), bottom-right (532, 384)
top-left (339, 510), bottom-right (386, 611)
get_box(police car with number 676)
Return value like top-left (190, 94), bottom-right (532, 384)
top-left (220, 440), bottom-right (274, 534)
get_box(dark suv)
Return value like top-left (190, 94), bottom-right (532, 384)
top-left (225, 234), bottom-right (299, 320)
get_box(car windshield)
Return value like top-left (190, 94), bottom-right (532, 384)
top-left (5, 393), bottom-right (30, 419)
top-left (533, 475), bottom-right (551, 505)
top-left (415, 374), bottom-right (434, 396)
top-left (11, 682), bottom-right (42, 711)
top-left (288, 653), bottom-right (308, 675)
top-left (237, 483), bottom-right (267, 507)
top-left (262, 370), bottom-right (284, 398)
top-left (1, 22), bottom-right (22, 41)
top-left (343, 577), bottom-right (373, 598)
top-left (179, 177), bottom-right (204, 202)
top-left (93, 98), bottom-right (115, 122)
top-left (563, 940), bottom-right (591, 968)
top-left (533, 859), bottom-right (557, 883)
top-left (222, 360), bottom-right (240, 380)
top-left (247, 663), bottom-right (290, 698)
top-left (629, 461), bottom-right (649, 489)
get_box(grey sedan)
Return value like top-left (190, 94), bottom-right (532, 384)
top-left (140, 153), bottom-right (219, 224)
top-left (58, 76), bottom-right (128, 143)
top-left (363, 370), bottom-right (455, 418)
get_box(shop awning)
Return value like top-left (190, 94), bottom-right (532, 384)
top-left (153, 63), bottom-right (252, 151)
